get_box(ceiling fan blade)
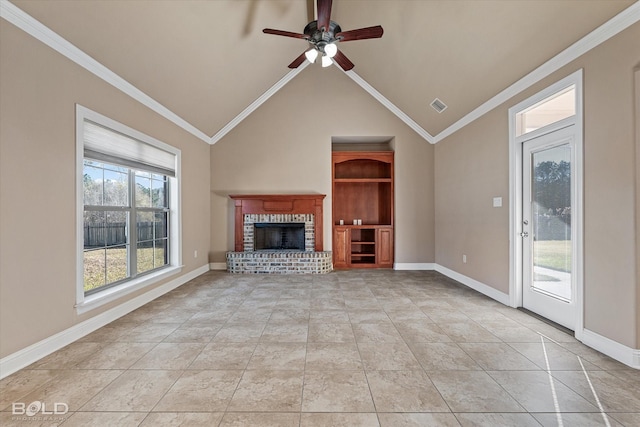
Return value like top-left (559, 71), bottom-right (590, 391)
top-left (333, 50), bottom-right (354, 71)
top-left (317, 0), bottom-right (333, 32)
top-left (288, 52), bottom-right (308, 69)
top-left (263, 28), bottom-right (309, 39)
top-left (336, 25), bottom-right (384, 42)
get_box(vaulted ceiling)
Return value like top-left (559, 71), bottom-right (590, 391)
top-left (8, 0), bottom-right (637, 143)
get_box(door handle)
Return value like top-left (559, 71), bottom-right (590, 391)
top-left (520, 231), bottom-right (529, 238)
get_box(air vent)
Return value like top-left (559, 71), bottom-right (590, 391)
top-left (430, 98), bottom-right (448, 113)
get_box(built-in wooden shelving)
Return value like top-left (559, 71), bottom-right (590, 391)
top-left (332, 151), bottom-right (394, 268)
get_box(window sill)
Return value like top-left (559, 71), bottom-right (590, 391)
top-left (75, 265), bottom-right (183, 315)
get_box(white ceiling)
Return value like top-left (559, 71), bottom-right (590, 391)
top-left (6, 0), bottom-right (638, 143)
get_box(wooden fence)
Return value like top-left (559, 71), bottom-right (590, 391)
top-left (84, 222), bottom-right (165, 248)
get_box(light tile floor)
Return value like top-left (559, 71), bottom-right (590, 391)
top-left (1, 270), bottom-right (639, 426)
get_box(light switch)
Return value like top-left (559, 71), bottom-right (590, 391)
top-left (493, 197), bottom-right (502, 208)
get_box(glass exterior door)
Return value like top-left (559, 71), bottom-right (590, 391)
top-left (522, 127), bottom-right (575, 329)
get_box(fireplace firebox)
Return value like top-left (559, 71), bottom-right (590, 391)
top-left (254, 223), bottom-right (305, 251)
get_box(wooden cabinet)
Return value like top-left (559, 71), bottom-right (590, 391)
top-left (376, 227), bottom-right (393, 268)
top-left (332, 151), bottom-right (394, 268)
top-left (333, 225), bottom-right (393, 268)
top-left (333, 226), bottom-right (350, 268)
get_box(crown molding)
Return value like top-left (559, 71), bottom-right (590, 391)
top-left (341, 68), bottom-right (436, 144)
top-left (209, 62), bottom-right (309, 145)
top-left (0, 0), bottom-right (211, 144)
top-left (432, 1), bottom-right (640, 144)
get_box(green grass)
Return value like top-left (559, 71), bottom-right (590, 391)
top-left (84, 247), bottom-right (164, 292)
top-left (534, 240), bottom-right (571, 273)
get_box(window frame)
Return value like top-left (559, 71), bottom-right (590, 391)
top-left (76, 105), bottom-right (182, 314)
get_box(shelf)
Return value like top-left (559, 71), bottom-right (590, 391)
top-left (334, 178), bottom-right (392, 183)
top-left (334, 224), bottom-right (392, 228)
top-left (351, 241), bottom-right (375, 245)
top-left (333, 157), bottom-right (392, 180)
top-left (351, 258), bottom-right (377, 265)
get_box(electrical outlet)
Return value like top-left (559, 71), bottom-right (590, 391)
top-left (194, 250), bottom-right (198, 258)
top-left (463, 254), bottom-right (467, 263)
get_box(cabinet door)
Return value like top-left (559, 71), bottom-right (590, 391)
top-left (333, 227), bottom-right (350, 268)
top-left (376, 228), bottom-right (393, 268)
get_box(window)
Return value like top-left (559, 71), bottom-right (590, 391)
top-left (83, 161), bottom-right (169, 293)
top-left (76, 106), bottom-right (181, 311)
top-left (515, 85), bottom-right (576, 137)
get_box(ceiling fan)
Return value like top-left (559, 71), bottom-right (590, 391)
top-left (262, 0), bottom-right (383, 71)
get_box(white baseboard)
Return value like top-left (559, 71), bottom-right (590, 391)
top-left (392, 263), bottom-right (510, 306)
top-left (0, 264), bottom-right (210, 380)
top-left (393, 263), bottom-right (436, 270)
top-left (434, 264), bottom-right (511, 306)
top-left (209, 262), bottom-right (227, 271)
top-left (580, 328), bottom-right (640, 369)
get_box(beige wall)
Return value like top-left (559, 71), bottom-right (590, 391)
top-left (435, 106), bottom-right (510, 292)
top-left (436, 23), bottom-right (640, 347)
top-left (0, 22), bottom-right (211, 358)
top-left (210, 65), bottom-right (435, 265)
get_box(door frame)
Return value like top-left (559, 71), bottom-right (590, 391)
top-left (508, 69), bottom-right (584, 339)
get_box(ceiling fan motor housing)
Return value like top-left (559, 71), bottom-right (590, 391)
top-left (304, 20), bottom-right (342, 53)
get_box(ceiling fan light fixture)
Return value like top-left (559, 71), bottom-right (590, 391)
top-left (305, 48), bottom-right (319, 63)
top-left (263, 0), bottom-right (383, 71)
top-left (324, 43), bottom-right (338, 58)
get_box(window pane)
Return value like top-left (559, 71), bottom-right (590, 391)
top-left (137, 211), bottom-right (154, 243)
top-left (135, 173), bottom-right (152, 207)
top-left (517, 86), bottom-right (575, 136)
top-left (137, 242), bottom-right (154, 274)
top-left (84, 248), bottom-right (106, 292)
top-left (151, 177), bottom-right (167, 208)
top-left (106, 245), bottom-right (128, 284)
top-left (83, 162), bottom-right (103, 206)
top-left (84, 211), bottom-right (106, 248)
top-left (103, 168), bottom-right (128, 206)
top-left (106, 211), bottom-right (128, 246)
top-left (154, 211), bottom-right (168, 239)
top-left (154, 239), bottom-right (168, 268)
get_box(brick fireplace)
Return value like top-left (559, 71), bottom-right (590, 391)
top-left (226, 194), bottom-right (332, 274)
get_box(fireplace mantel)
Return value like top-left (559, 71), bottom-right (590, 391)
top-left (229, 194), bottom-right (325, 252)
